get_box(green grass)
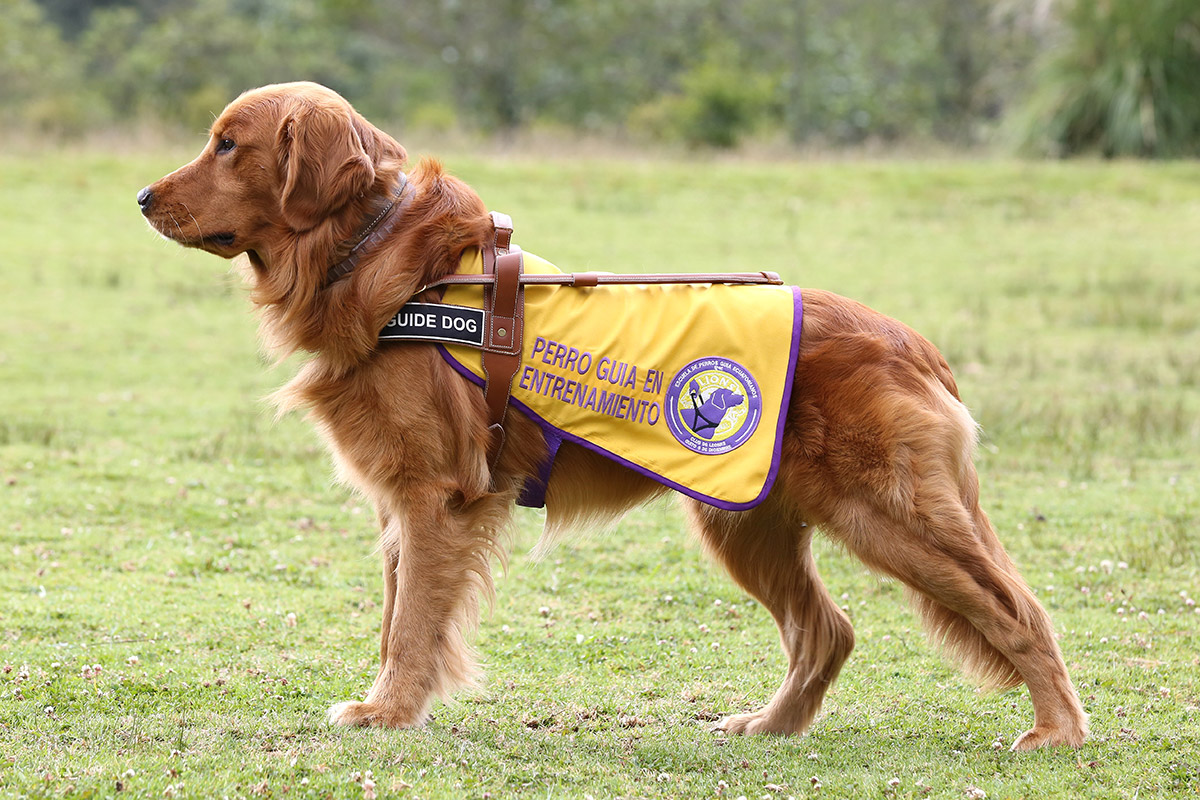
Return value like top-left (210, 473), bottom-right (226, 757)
top-left (1, 148), bottom-right (1198, 798)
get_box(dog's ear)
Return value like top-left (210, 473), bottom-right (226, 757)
top-left (277, 100), bottom-right (376, 231)
top-left (352, 114), bottom-right (408, 171)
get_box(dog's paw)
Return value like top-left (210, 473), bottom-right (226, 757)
top-left (715, 711), bottom-right (786, 736)
top-left (1010, 722), bottom-right (1088, 751)
top-left (327, 700), bottom-right (377, 727)
top-left (327, 700), bottom-right (423, 729)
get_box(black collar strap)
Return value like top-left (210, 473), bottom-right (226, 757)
top-left (323, 173), bottom-right (411, 288)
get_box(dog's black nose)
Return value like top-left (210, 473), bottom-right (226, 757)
top-left (136, 186), bottom-right (154, 213)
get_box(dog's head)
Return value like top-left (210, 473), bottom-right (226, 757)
top-left (709, 388), bottom-right (744, 410)
top-left (138, 81), bottom-right (406, 260)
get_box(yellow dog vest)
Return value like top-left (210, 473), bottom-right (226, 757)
top-left (421, 248), bottom-right (802, 511)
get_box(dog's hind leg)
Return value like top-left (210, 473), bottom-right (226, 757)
top-left (809, 386), bottom-right (1089, 753)
top-left (328, 489), bottom-right (507, 728)
top-left (828, 491), bottom-right (1088, 750)
top-left (684, 498), bottom-right (855, 736)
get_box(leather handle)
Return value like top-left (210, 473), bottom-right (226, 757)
top-left (479, 214), bottom-right (523, 469)
top-left (486, 252), bottom-right (523, 354)
top-left (491, 211), bottom-right (513, 252)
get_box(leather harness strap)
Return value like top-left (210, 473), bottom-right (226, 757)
top-left (479, 212), bottom-right (523, 466)
top-left (430, 269), bottom-right (784, 288)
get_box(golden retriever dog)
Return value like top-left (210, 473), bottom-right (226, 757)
top-left (138, 82), bottom-right (1087, 750)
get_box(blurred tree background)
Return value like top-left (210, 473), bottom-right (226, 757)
top-left (3, 0), bottom-right (1198, 156)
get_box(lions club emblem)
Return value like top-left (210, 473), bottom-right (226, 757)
top-left (664, 357), bottom-right (762, 455)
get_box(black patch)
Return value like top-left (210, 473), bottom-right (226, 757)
top-left (379, 302), bottom-right (486, 348)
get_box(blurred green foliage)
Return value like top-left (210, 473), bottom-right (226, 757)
top-left (1018, 0), bottom-right (1200, 157)
top-left (3, 0), bottom-right (1199, 154)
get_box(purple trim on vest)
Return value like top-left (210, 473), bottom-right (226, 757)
top-left (517, 428), bottom-right (561, 507)
top-left (435, 286), bottom-right (804, 511)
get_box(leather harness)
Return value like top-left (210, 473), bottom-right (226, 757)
top-left (329, 191), bottom-right (785, 469)
top-left (424, 212), bottom-right (784, 468)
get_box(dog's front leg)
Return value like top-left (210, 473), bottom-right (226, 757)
top-left (328, 491), bottom-right (496, 728)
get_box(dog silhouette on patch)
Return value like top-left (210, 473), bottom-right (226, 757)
top-left (682, 380), bottom-right (744, 439)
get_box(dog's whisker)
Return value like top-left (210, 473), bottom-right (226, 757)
top-left (164, 210), bottom-right (186, 240)
top-left (181, 204), bottom-right (205, 240)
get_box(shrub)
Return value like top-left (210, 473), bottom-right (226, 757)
top-left (1018, 0), bottom-right (1200, 157)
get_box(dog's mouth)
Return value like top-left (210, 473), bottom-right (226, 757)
top-left (154, 224), bottom-right (239, 254)
top-left (188, 232), bottom-right (242, 258)
top-left (204, 232), bottom-right (237, 250)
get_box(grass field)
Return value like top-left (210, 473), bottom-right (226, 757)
top-left (1, 148), bottom-right (1198, 799)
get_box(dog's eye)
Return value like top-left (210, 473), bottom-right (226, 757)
top-left (216, 138), bottom-right (236, 154)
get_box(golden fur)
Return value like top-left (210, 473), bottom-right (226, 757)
top-left (139, 82), bottom-right (1087, 750)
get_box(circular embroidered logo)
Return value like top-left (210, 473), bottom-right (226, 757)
top-left (664, 357), bottom-right (762, 455)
